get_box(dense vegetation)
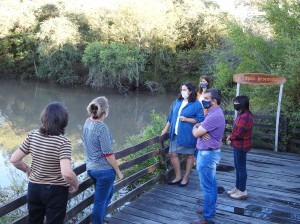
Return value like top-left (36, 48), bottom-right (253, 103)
top-left (0, 0), bottom-right (299, 116)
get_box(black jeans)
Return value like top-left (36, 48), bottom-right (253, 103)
top-left (27, 182), bottom-right (69, 224)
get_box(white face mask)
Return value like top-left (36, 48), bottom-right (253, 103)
top-left (181, 91), bottom-right (189, 99)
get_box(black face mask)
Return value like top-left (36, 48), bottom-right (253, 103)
top-left (234, 104), bottom-right (242, 111)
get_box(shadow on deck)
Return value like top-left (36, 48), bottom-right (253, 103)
top-left (106, 147), bottom-right (300, 224)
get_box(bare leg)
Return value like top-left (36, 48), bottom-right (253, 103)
top-left (182, 154), bottom-right (194, 184)
top-left (170, 153), bottom-right (182, 182)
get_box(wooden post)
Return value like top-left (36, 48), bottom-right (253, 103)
top-left (159, 134), bottom-right (168, 183)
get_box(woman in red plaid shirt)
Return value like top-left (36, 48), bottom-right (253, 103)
top-left (226, 96), bottom-right (253, 200)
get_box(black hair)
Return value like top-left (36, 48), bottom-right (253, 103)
top-left (205, 88), bottom-right (222, 105)
top-left (39, 102), bottom-right (69, 136)
top-left (234, 95), bottom-right (252, 114)
top-left (177, 82), bottom-right (197, 102)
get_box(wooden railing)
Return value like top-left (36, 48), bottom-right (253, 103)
top-left (224, 110), bottom-right (300, 152)
top-left (0, 134), bottom-right (172, 224)
top-left (286, 117), bottom-right (300, 153)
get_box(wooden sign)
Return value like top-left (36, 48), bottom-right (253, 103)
top-left (233, 73), bottom-right (286, 85)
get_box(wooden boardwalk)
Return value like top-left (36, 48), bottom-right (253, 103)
top-left (106, 147), bottom-right (300, 224)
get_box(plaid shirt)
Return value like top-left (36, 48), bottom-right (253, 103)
top-left (230, 111), bottom-right (253, 152)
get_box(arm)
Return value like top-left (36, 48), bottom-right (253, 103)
top-left (181, 101), bottom-right (204, 124)
top-left (161, 121), bottom-right (170, 135)
top-left (60, 159), bottom-right (79, 193)
top-left (192, 125), bottom-right (208, 138)
top-left (10, 149), bottom-right (31, 177)
top-left (105, 154), bottom-right (124, 180)
top-left (99, 125), bottom-right (124, 180)
top-left (180, 117), bottom-right (198, 124)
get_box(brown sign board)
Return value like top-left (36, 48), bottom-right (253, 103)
top-left (233, 73), bottom-right (286, 85)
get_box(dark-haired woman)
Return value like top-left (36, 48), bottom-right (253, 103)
top-left (226, 96), bottom-right (253, 199)
top-left (83, 96), bottom-right (123, 224)
top-left (161, 83), bottom-right (204, 187)
top-left (197, 75), bottom-right (212, 113)
top-left (10, 102), bottom-right (79, 224)
top-left (194, 75), bottom-right (212, 167)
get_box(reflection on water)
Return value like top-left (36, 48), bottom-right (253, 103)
top-left (0, 79), bottom-right (175, 187)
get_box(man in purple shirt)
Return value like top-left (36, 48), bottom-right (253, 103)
top-left (191, 88), bottom-right (225, 224)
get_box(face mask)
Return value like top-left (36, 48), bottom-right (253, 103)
top-left (181, 91), bottom-right (189, 99)
top-left (202, 100), bottom-right (212, 109)
top-left (234, 104), bottom-right (242, 111)
top-left (200, 83), bottom-right (207, 88)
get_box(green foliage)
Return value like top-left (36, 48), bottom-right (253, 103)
top-left (37, 44), bottom-right (82, 85)
top-left (34, 4), bottom-right (60, 23)
top-left (213, 1), bottom-right (300, 115)
top-left (0, 0), bottom-right (225, 89)
top-left (0, 168), bottom-right (28, 223)
top-left (0, 33), bottom-right (36, 78)
top-left (65, 12), bottom-right (96, 44)
top-left (37, 16), bottom-right (80, 51)
top-left (257, 0), bottom-right (300, 115)
top-left (126, 111), bottom-right (166, 144)
top-left (122, 111), bottom-right (166, 182)
top-left (83, 42), bottom-right (146, 91)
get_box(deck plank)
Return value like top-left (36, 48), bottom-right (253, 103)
top-left (106, 148), bottom-right (300, 224)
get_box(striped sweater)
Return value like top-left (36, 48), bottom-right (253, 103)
top-left (19, 130), bottom-right (72, 186)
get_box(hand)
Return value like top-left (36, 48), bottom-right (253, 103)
top-left (202, 133), bottom-right (211, 141)
top-left (68, 183), bottom-right (79, 193)
top-left (117, 171), bottom-right (124, 180)
top-left (226, 135), bottom-right (231, 145)
top-left (226, 135), bottom-right (231, 142)
top-left (179, 116), bottom-right (186, 122)
top-left (193, 123), bottom-right (200, 129)
top-left (161, 128), bottom-right (168, 136)
top-left (25, 168), bottom-right (31, 178)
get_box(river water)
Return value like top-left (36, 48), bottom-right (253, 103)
top-left (0, 79), bottom-right (175, 187)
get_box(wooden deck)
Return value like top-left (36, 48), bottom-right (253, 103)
top-left (105, 147), bottom-right (300, 224)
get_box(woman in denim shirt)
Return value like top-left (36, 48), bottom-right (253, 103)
top-left (161, 82), bottom-right (204, 187)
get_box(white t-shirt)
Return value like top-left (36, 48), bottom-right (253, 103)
top-left (199, 93), bottom-right (204, 107)
top-left (175, 100), bottom-right (188, 135)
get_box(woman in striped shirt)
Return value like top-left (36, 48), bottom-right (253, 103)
top-left (10, 102), bottom-right (79, 224)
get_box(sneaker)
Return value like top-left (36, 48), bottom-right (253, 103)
top-left (230, 190), bottom-right (248, 200)
top-left (226, 187), bottom-right (238, 195)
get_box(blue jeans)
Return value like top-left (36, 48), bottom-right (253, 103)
top-left (27, 182), bottom-right (68, 224)
top-left (197, 149), bottom-right (221, 221)
top-left (88, 169), bottom-right (116, 224)
top-left (233, 149), bottom-right (247, 191)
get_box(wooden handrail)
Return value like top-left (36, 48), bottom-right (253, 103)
top-left (0, 134), bottom-right (170, 224)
